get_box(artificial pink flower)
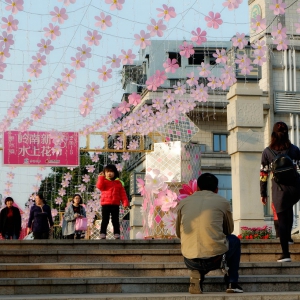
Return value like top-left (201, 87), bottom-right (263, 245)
top-left (85, 30), bottom-right (102, 46)
top-left (191, 27), bottom-right (207, 45)
top-left (162, 89), bottom-right (174, 103)
top-left (119, 49), bottom-right (136, 65)
top-left (0, 45), bottom-right (10, 61)
top-left (147, 19), bottom-right (166, 37)
top-left (179, 41), bottom-right (194, 58)
top-left (222, 0), bottom-right (242, 10)
top-left (186, 72), bottom-right (199, 86)
top-left (154, 70), bottom-right (167, 85)
top-left (95, 12), bottom-right (112, 30)
top-left (32, 53), bottom-right (47, 67)
top-left (156, 4), bottom-right (176, 21)
top-left (197, 62), bottom-right (211, 77)
top-left (44, 23), bottom-right (61, 40)
top-left (31, 106), bottom-right (45, 120)
top-left (162, 211), bottom-right (177, 235)
top-left (5, 0), bottom-right (24, 14)
top-left (109, 153), bottom-right (118, 161)
top-left (205, 11), bottom-right (223, 29)
top-left (127, 139), bottom-right (139, 150)
top-left (134, 30), bottom-right (151, 49)
top-left (78, 184), bottom-right (86, 193)
top-left (251, 15), bottom-right (266, 32)
top-left (213, 49), bottom-right (227, 64)
top-left (217, 76), bottom-right (230, 90)
top-left (118, 101), bottom-right (131, 114)
top-left (86, 82), bottom-right (100, 95)
top-left (163, 58), bottom-right (179, 73)
top-left (77, 44), bottom-right (92, 60)
top-left (271, 23), bottom-right (287, 40)
top-left (128, 92), bottom-right (141, 106)
top-left (55, 78), bottom-right (69, 91)
top-left (1, 15), bottom-right (19, 32)
top-left (97, 65), bottom-right (112, 81)
top-left (240, 64), bottom-right (253, 75)
top-left (173, 81), bottom-right (186, 95)
top-left (110, 107), bottom-right (122, 119)
top-left (55, 197), bottom-right (63, 205)
top-left (155, 189), bottom-right (177, 212)
top-left (27, 64), bottom-right (42, 78)
top-left (253, 53), bottom-right (267, 66)
top-left (235, 53), bottom-right (250, 68)
top-left (231, 33), bottom-right (248, 49)
top-left (146, 75), bottom-right (159, 91)
top-left (252, 40), bottom-right (267, 54)
top-left (18, 83), bottom-right (31, 96)
top-left (50, 6), bottom-right (68, 24)
top-left (105, 0), bottom-right (125, 10)
top-left (7, 106), bottom-right (19, 118)
top-left (269, 0), bottom-right (286, 15)
top-left (0, 31), bottom-right (14, 47)
top-left (207, 76), bottom-right (218, 89)
top-left (82, 174), bottom-right (90, 183)
top-left (122, 152), bottom-right (130, 161)
top-left (71, 53), bottom-right (85, 69)
top-left (106, 54), bottom-right (121, 68)
top-left (0, 61), bottom-right (7, 72)
top-left (275, 38), bottom-right (288, 51)
top-left (178, 179), bottom-right (198, 200)
top-left (80, 92), bottom-right (94, 104)
top-left (58, 0), bottom-right (76, 6)
top-left (37, 39), bottom-right (54, 55)
top-left (61, 68), bottom-right (76, 82)
top-left (79, 102), bottom-right (92, 117)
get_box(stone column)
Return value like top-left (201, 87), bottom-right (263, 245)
top-left (129, 195), bottom-right (143, 239)
top-left (227, 82), bottom-right (266, 234)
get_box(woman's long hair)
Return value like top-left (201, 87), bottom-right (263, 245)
top-left (269, 121), bottom-right (291, 151)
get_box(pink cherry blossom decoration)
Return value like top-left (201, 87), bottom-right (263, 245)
top-left (37, 39), bottom-right (54, 55)
top-left (134, 30), bottom-right (151, 49)
top-left (163, 58), bottom-right (179, 73)
top-left (147, 19), bottom-right (166, 37)
top-left (179, 41), bottom-right (194, 58)
top-left (50, 6), bottom-right (68, 24)
top-left (97, 65), bottom-right (112, 81)
top-left (44, 23), bottom-right (61, 40)
top-left (231, 33), bottom-right (248, 49)
top-left (191, 27), bottom-right (207, 45)
top-left (5, 0), bottom-right (24, 14)
top-left (105, 0), bottom-right (125, 11)
top-left (95, 12), bottom-right (112, 30)
top-left (128, 92), bottom-right (141, 106)
top-left (269, 0), bottom-right (286, 15)
top-left (156, 4), bottom-right (176, 21)
top-left (1, 15), bottom-right (19, 32)
top-left (85, 30), bottom-right (102, 46)
top-left (205, 11), bottom-right (223, 29)
top-left (119, 49), bottom-right (136, 65)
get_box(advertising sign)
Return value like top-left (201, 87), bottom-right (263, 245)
top-left (3, 131), bottom-right (79, 166)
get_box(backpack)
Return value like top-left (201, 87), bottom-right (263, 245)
top-left (267, 147), bottom-right (299, 188)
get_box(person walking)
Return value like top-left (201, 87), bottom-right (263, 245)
top-left (27, 193), bottom-right (54, 239)
top-left (260, 121), bottom-right (300, 262)
top-left (0, 197), bottom-right (22, 240)
top-left (176, 173), bottom-right (242, 294)
top-left (62, 194), bottom-right (86, 239)
top-left (96, 164), bottom-right (129, 239)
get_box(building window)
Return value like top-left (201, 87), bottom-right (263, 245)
top-left (168, 52), bottom-right (181, 67)
top-left (188, 50), bottom-right (216, 66)
top-left (213, 134), bottom-right (227, 152)
top-left (214, 174), bottom-right (232, 204)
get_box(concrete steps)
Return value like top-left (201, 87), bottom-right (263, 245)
top-left (0, 239), bottom-right (299, 296)
top-left (1, 262), bottom-right (300, 278)
top-left (0, 292), bottom-right (300, 300)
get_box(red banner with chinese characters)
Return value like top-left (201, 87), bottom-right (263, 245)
top-left (3, 131), bottom-right (79, 166)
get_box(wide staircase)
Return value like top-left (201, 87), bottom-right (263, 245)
top-left (0, 239), bottom-right (299, 299)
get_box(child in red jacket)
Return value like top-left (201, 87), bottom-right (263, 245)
top-left (96, 164), bottom-right (129, 239)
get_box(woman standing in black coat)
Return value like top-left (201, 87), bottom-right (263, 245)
top-left (260, 121), bottom-right (300, 262)
top-left (0, 197), bottom-right (22, 240)
top-left (27, 193), bottom-right (54, 239)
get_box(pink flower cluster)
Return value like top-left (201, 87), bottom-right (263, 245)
top-left (79, 82), bottom-right (99, 117)
top-left (146, 70), bottom-right (167, 91)
top-left (271, 23), bottom-right (288, 51)
top-left (252, 40), bottom-right (267, 66)
top-left (235, 53), bottom-right (253, 75)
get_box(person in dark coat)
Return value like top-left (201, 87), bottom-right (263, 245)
top-left (260, 121), bottom-right (300, 262)
top-left (0, 197), bottom-right (22, 239)
top-left (27, 193), bottom-right (54, 239)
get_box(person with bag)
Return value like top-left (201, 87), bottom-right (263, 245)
top-left (27, 193), bottom-right (54, 239)
top-left (96, 164), bottom-right (129, 240)
top-left (0, 197), bottom-right (22, 240)
top-left (62, 194), bottom-right (86, 239)
top-left (176, 173), bottom-right (242, 294)
top-left (260, 121), bottom-right (300, 262)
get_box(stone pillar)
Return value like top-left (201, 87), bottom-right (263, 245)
top-left (227, 82), bottom-right (265, 234)
top-left (129, 196), bottom-right (143, 239)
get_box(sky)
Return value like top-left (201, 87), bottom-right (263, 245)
top-left (0, 0), bottom-right (250, 208)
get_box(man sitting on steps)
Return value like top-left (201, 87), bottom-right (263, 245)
top-left (176, 173), bottom-right (243, 294)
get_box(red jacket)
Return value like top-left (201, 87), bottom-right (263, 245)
top-left (96, 175), bottom-right (129, 207)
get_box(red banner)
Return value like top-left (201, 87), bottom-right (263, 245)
top-left (3, 131), bottom-right (79, 166)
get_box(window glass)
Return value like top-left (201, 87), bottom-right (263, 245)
top-left (213, 134), bottom-right (227, 152)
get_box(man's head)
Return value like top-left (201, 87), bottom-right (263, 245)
top-left (197, 173), bottom-right (218, 193)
